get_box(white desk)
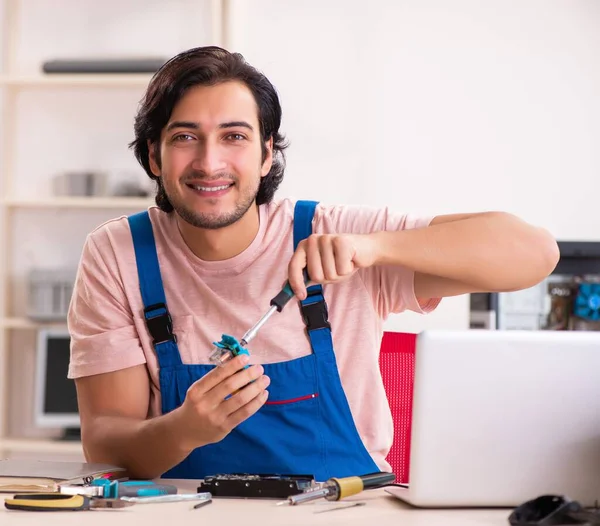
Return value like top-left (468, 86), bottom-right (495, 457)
top-left (1, 479), bottom-right (513, 526)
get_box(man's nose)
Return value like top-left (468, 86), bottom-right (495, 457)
top-left (191, 141), bottom-right (227, 174)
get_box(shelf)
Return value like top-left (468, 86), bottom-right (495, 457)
top-left (0, 74), bottom-right (152, 88)
top-left (2, 196), bottom-right (154, 209)
top-left (2, 318), bottom-right (67, 330)
top-left (0, 438), bottom-right (83, 454)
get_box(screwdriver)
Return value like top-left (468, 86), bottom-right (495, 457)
top-left (239, 282), bottom-right (294, 346)
top-left (60, 479), bottom-right (178, 499)
top-left (209, 271), bottom-right (309, 367)
top-left (92, 480), bottom-right (178, 499)
top-left (281, 472), bottom-right (396, 505)
top-left (240, 269), bottom-right (310, 347)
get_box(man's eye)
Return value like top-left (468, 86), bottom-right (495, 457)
top-left (227, 133), bottom-right (246, 141)
top-left (173, 134), bottom-right (194, 141)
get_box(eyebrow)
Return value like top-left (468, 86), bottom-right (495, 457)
top-left (219, 121), bottom-right (254, 132)
top-left (166, 120), bottom-right (254, 132)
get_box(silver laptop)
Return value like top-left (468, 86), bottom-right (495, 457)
top-left (385, 329), bottom-right (600, 508)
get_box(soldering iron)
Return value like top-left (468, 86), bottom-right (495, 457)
top-left (282, 472), bottom-right (396, 505)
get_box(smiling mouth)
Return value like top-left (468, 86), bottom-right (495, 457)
top-left (186, 183), bottom-right (234, 192)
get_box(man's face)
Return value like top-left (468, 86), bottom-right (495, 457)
top-left (149, 81), bottom-right (273, 229)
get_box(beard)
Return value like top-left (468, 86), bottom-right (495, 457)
top-left (162, 169), bottom-right (260, 230)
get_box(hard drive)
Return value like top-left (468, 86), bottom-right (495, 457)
top-left (197, 473), bottom-right (316, 499)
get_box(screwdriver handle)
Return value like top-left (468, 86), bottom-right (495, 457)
top-left (270, 282), bottom-right (295, 312)
top-left (92, 479), bottom-right (178, 498)
top-left (116, 482), bottom-right (178, 498)
top-left (270, 269), bottom-right (310, 312)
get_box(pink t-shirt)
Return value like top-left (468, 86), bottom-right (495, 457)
top-left (67, 198), bottom-right (440, 471)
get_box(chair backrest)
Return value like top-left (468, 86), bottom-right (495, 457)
top-left (379, 331), bottom-right (417, 483)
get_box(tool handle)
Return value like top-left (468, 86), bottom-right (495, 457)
top-left (270, 282), bottom-right (295, 312)
top-left (5, 493), bottom-right (89, 511)
top-left (270, 269), bottom-right (310, 312)
top-left (93, 479), bottom-right (178, 498)
top-left (118, 483), bottom-right (178, 498)
top-left (327, 477), bottom-right (363, 501)
top-left (325, 471), bottom-right (396, 501)
top-left (360, 471), bottom-right (397, 489)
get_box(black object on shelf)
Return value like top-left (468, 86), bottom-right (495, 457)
top-left (554, 241), bottom-right (600, 276)
top-left (42, 58), bottom-right (168, 74)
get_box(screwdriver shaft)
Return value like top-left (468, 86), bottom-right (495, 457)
top-left (240, 276), bottom-right (307, 347)
top-left (240, 305), bottom-right (278, 346)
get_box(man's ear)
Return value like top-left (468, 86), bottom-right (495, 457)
top-left (148, 140), bottom-right (161, 176)
top-left (260, 137), bottom-right (274, 178)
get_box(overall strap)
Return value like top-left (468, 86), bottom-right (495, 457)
top-left (127, 211), bottom-right (183, 367)
top-left (293, 201), bottom-right (333, 357)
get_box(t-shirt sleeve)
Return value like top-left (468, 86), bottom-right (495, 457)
top-left (67, 231), bottom-right (146, 379)
top-left (314, 203), bottom-right (442, 319)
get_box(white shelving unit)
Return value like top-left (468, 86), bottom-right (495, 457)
top-left (2, 197), bottom-right (154, 209)
top-left (0, 0), bottom-right (229, 459)
top-left (2, 318), bottom-right (69, 330)
top-left (0, 437), bottom-right (84, 454)
top-left (0, 74), bottom-right (156, 87)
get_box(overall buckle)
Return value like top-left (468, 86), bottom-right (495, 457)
top-left (300, 290), bottom-right (331, 332)
top-left (143, 303), bottom-right (177, 345)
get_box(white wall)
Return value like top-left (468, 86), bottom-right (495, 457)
top-left (11, 0), bottom-right (213, 73)
top-left (226, 0), bottom-right (600, 331)
top-left (228, 1), bottom-right (600, 238)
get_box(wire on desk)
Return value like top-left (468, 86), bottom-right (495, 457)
top-left (193, 499), bottom-right (213, 510)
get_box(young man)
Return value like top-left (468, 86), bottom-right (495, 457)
top-left (67, 46), bottom-right (559, 481)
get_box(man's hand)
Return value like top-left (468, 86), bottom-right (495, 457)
top-left (74, 356), bottom-right (269, 480)
top-left (288, 233), bottom-right (379, 300)
top-left (175, 354), bottom-right (270, 451)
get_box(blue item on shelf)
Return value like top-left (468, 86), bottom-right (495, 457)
top-left (573, 283), bottom-right (600, 321)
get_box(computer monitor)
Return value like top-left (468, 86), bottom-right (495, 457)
top-left (34, 328), bottom-right (80, 439)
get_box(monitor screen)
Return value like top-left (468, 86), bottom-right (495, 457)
top-left (34, 329), bottom-right (80, 429)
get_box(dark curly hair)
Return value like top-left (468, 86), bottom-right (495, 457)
top-left (129, 46), bottom-right (288, 211)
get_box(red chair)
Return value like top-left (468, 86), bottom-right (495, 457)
top-left (379, 331), bottom-right (417, 483)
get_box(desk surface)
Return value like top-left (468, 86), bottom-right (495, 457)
top-left (1, 479), bottom-right (512, 525)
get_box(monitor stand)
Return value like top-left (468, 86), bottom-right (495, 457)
top-left (58, 427), bottom-right (81, 441)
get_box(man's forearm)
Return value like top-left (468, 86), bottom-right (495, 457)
top-left (372, 211), bottom-right (559, 292)
top-left (81, 408), bottom-right (192, 480)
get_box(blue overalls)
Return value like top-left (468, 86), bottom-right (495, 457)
top-left (127, 200), bottom-right (379, 481)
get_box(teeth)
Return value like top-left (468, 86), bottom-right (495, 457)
top-left (191, 184), bottom-right (231, 192)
